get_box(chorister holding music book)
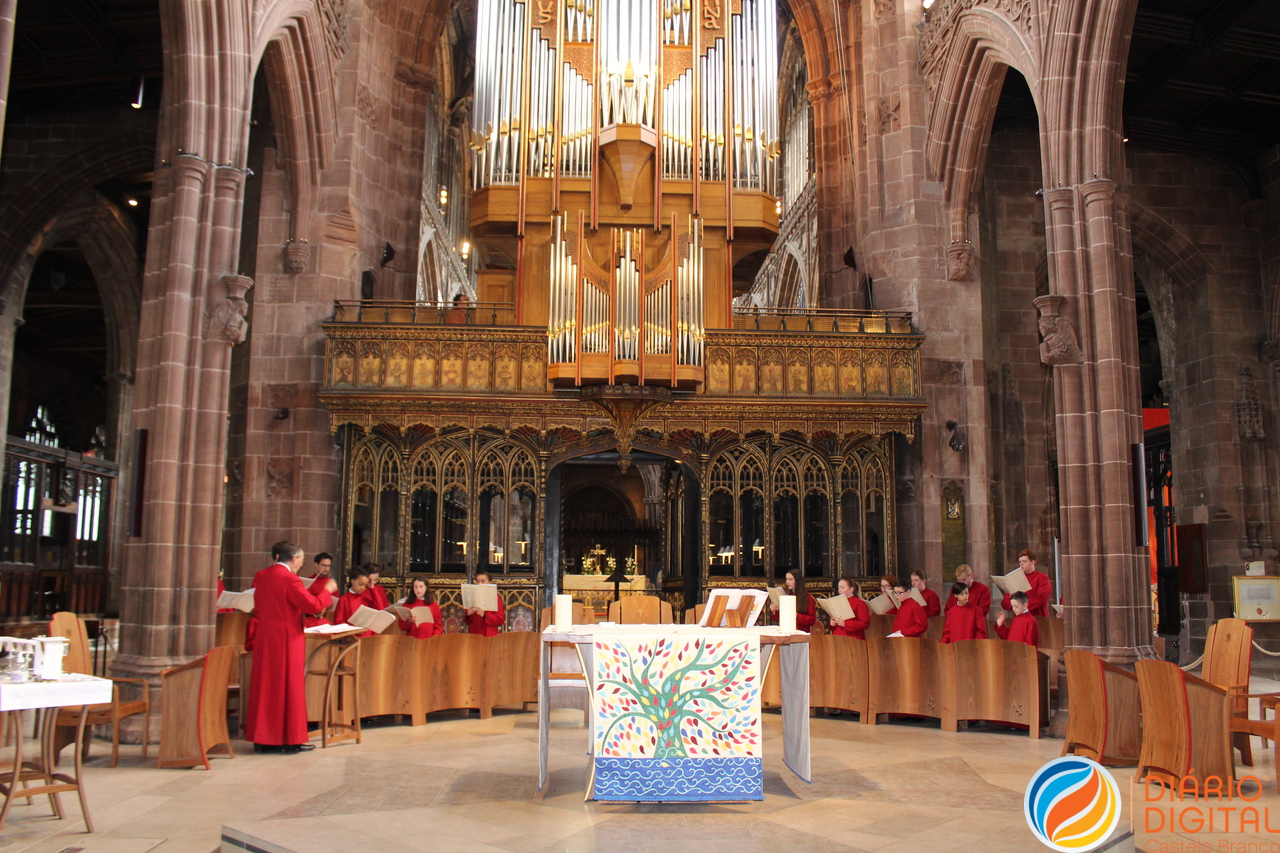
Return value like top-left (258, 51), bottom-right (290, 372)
top-left (461, 583), bottom-right (500, 612)
top-left (216, 588), bottom-right (255, 613)
top-left (347, 605), bottom-right (397, 634)
top-left (867, 593), bottom-right (897, 615)
top-left (896, 588), bottom-right (927, 608)
top-left (766, 587), bottom-right (784, 608)
top-left (990, 567), bottom-right (1032, 596)
top-left (386, 604), bottom-right (434, 626)
top-left (818, 594), bottom-right (856, 622)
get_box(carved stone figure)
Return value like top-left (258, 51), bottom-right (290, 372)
top-left (1034, 295), bottom-right (1083, 365)
top-left (946, 241), bottom-right (973, 281)
top-left (208, 274), bottom-right (253, 343)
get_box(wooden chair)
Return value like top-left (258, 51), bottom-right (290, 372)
top-left (865, 638), bottom-right (954, 726)
top-left (156, 646), bottom-right (235, 769)
top-left (607, 595), bottom-right (673, 624)
top-left (684, 604), bottom-right (706, 624)
top-left (1135, 659), bottom-right (1234, 789)
top-left (214, 611), bottom-right (251, 649)
top-left (538, 603), bottom-right (595, 629)
top-left (1199, 617), bottom-right (1254, 764)
top-left (49, 612), bottom-right (151, 767)
top-left (942, 639), bottom-right (1042, 737)
top-left (1061, 649), bottom-right (1140, 765)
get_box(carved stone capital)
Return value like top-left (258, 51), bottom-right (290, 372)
top-left (284, 239), bottom-right (311, 274)
top-left (207, 274), bottom-right (253, 344)
top-left (1034, 294), bottom-right (1083, 366)
top-left (945, 241), bottom-right (973, 281)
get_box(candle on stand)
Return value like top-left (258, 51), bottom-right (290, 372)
top-left (553, 593), bottom-right (573, 629)
top-left (779, 595), bottom-right (797, 632)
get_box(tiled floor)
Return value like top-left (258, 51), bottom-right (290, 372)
top-left (1, 690), bottom-right (1277, 853)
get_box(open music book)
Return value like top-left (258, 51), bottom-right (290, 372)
top-left (305, 623), bottom-right (361, 635)
top-left (867, 593), bottom-right (896, 615)
top-left (386, 604), bottom-right (434, 626)
top-left (766, 587), bottom-right (784, 607)
top-left (699, 589), bottom-right (768, 627)
top-left (216, 588), bottom-right (255, 613)
top-left (991, 567), bottom-right (1032, 595)
top-left (347, 605), bottom-right (397, 634)
top-left (818, 594), bottom-right (856, 621)
top-left (461, 583), bottom-right (500, 612)
top-left (897, 588), bottom-right (927, 608)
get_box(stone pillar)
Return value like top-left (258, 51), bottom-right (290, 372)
top-left (0, 0), bottom-right (17, 162)
top-left (1042, 181), bottom-right (1153, 663)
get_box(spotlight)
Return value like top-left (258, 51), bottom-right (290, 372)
top-left (439, 186), bottom-right (449, 206)
top-left (130, 76), bottom-right (144, 109)
top-left (461, 241), bottom-right (471, 260)
top-left (125, 197), bottom-right (138, 207)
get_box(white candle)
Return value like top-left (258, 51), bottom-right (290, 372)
top-left (553, 593), bottom-right (573, 630)
top-left (780, 595), bottom-right (797, 632)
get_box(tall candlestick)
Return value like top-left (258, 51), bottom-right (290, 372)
top-left (779, 595), bottom-right (797, 632)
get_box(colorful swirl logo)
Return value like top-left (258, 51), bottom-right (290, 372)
top-left (1024, 757), bottom-right (1122, 851)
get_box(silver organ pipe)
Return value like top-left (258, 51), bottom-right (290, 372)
top-left (566, 0), bottom-right (595, 42)
top-left (613, 230), bottom-right (641, 361)
top-left (583, 280), bottom-right (611, 353)
top-left (699, 40), bottom-right (725, 181)
top-left (675, 217), bottom-right (704, 366)
top-left (645, 281), bottom-right (672, 355)
top-left (599, 0), bottom-right (656, 127)
top-left (662, 70), bottom-right (693, 179)
top-left (528, 32), bottom-right (556, 177)
top-left (471, 0), bottom-right (531, 187)
top-left (560, 65), bottom-right (594, 178)
top-left (548, 215), bottom-right (580, 364)
top-left (662, 0), bottom-right (690, 45)
top-left (724, 0), bottom-right (778, 191)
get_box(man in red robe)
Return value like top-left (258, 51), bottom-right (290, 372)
top-left (945, 564), bottom-right (991, 616)
top-left (245, 541), bottom-right (336, 754)
top-left (465, 571), bottom-right (505, 636)
top-left (1000, 550), bottom-right (1053, 618)
top-left (889, 581), bottom-right (928, 637)
top-left (941, 582), bottom-right (987, 643)
top-left (996, 591), bottom-right (1040, 647)
top-left (910, 570), bottom-right (941, 618)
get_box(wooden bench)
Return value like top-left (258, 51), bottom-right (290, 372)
top-left (865, 637), bottom-right (954, 725)
top-left (1061, 648), bottom-right (1140, 765)
top-left (1135, 658), bottom-right (1234, 789)
top-left (942, 639), bottom-right (1042, 737)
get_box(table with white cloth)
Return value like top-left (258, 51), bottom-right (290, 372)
top-left (538, 625), bottom-right (810, 802)
top-left (0, 674), bottom-right (113, 832)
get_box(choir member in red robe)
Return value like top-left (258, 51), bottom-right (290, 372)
top-left (333, 568), bottom-right (376, 636)
top-left (889, 582), bottom-right (928, 637)
top-left (769, 571), bottom-right (817, 632)
top-left (245, 542), bottom-right (336, 754)
top-left (465, 571), bottom-right (505, 636)
top-left (363, 563), bottom-right (391, 610)
top-left (1000, 550), bottom-right (1053, 618)
top-left (828, 576), bottom-right (871, 639)
top-left (940, 582), bottom-right (987, 643)
top-left (397, 578), bottom-right (443, 639)
top-left (301, 552), bottom-right (334, 628)
top-left (996, 591), bottom-right (1040, 647)
top-left (910, 570), bottom-right (941, 618)
top-left (945, 564), bottom-right (991, 616)
top-left (879, 576), bottom-right (899, 615)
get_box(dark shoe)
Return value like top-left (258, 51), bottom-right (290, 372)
top-left (253, 743), bottom-right (283, 754)
top-left (281, 743), bottom-right (316, 754)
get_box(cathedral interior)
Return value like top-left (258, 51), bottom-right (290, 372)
top-left (0, 0), bottom-right (1278, 680)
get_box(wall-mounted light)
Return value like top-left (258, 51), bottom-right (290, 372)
top-left (460, 241), bottom-right (471, 260)
top-left (922, 0), bottom-right (935, 8)
top-left (945, 420), bottom-right (965, 452)
top-left (775, 199), bottom-right (783, 215)
top-left (125, 197), bottom-right (139, 207)
top-left (439, 186), bottom-right (449, 206)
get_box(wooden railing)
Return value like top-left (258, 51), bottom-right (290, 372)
top-left (330, 300), bottom-right (518, 326)
top-left (731, 306), bottom-right (915, 334)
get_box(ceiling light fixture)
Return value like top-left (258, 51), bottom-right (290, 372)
top-left (125, 197), bottom-right (139, 207)
top-left (130, 76), bottom-right (144, 109)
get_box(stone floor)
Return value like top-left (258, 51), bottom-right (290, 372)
top-left (1, 690), bottom-right (1278, 853)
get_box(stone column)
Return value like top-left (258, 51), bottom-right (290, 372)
top-left (0, 0), bottom-right (16, 162)
top-left (1042, 181), bottom-right (1153, 663)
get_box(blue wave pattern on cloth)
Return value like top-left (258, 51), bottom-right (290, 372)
top-left (593, 757), bottom-right (764, 801)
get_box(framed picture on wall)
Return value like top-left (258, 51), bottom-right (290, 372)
top-left (1233, 576), bottom-right (1280, 622)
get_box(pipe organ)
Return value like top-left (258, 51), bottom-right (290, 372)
top-left (469, 0), bottom-right (781, 388)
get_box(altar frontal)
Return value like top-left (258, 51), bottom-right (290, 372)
top-left (592, 632), bottom-right (763, 801)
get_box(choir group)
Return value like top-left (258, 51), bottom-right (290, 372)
top-left (234, 541), bottom-right (1053, 756)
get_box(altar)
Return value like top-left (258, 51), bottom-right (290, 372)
top-left (560, 573), bottom-right (653, 619)
top-left (538, 625), bottom-right (810, 802)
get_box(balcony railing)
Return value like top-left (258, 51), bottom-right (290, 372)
top-left (330, 300), bottom-right (519, 326)
top-left (731, 307), bottom-right (914, 334)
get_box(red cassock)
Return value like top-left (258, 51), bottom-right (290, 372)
top-left (829, 595), bottom-right (871, 639)
top-left (793, 595), bottom-right (817, 633)
top-left (401, 600), bottom-right (443, 639)
top-left (1000, 570), bottom-right (1053, 618)
top-left (890, 598), bottom-right (928, 637)
top-left (920, 587), bottom-right (941, 618)
top-left (244, 563), bottom-right (333, 746)
top-left (466, 596), bottom-right (505, 636)
top-left (996, 612), bottom-right (1040, 647)
top-left (945, 581), bottom-right (991, 615)
top-left (301, 576), bottom-right (332, 628)
top-left (940, 603), bottom-right (987, 643)
top-left (333, 590), bottom-right (375, 637)
top-left (366, 583), bottom-right (391, 611)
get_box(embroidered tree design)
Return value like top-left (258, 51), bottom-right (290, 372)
top-left (595, 637), bottom-right (761, 759)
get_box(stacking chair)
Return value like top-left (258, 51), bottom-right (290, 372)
top-left (1199, 618), bottom-right (1254, 764)
top-left (607, 595), bottom-right (673, 624)
top-left (49, 612), bottom-right (151, 767)
top-left (1134, 659), bottom-right (1233, 789)
top-left (156, 646), bottom-right (235, 769)
top-left (1061, 649), bottom-right (1140, 765)
top-left (684, 604), bottom-right (706, 624)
